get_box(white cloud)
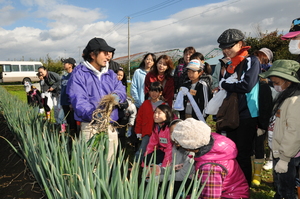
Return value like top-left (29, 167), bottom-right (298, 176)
top-left (0, 0), bottom-right (299, 63)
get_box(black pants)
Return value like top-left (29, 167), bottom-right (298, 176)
top-left (145, 149), bottom-right (165, 166)
top-left (62, 105), bottom-right (78, 137)
top-left (226, 117), bottom-right (257, 185)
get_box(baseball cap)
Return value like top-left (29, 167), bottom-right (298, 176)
top-left (281, 18), bottom-right (300, 40)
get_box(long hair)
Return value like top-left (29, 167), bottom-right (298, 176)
top-left (152, 55), bottom-right (174, 76)
top-left (117, 67), bottom-right (128, 90)
top-left (272, 82), bottom-right (300, 115)
top-left (154, 104), bottom-right (173, 130)
top-left (139, 53), bottom-right (156, 70)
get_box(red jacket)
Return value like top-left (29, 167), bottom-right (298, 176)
top-left (135, 100), bottom-right (164, 137)
top-left (144, 72), bottom-right (174, 108)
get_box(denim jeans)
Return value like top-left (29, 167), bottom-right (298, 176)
top-left (273, 156), bottom-right (300, 199)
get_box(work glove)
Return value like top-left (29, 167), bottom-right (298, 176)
top-left (274, 159), bottom-right (289, 173)
top-left (111, 93), bottom-right (120, 103)
top-left (257, 128), bottom-right (265, 136)
top-left (126, 126), bottom-right (132, 137)
top-left (136, 134), bottom-right (142, 139)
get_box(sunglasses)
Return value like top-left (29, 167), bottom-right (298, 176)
top-left (221, 42), bottom-right (238, 50)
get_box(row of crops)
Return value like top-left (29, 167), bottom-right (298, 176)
top-left (0, 86), bottom-right (205, 199)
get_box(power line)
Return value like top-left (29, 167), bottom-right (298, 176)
top-left (104, 0), bottom-right (182, 38)
top-left (112, 0), bottom-right (242, 51)
top-left (134, 0), bottom-right (241, 36)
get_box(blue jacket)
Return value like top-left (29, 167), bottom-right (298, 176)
top-left (60, 72), bottom-right (71, 106)
top-left (222, 56), bottom-right (260, 119)
top-left (130, 68), bottom-right (147, 108)
top-left (67, 63), bottom-right (126, 122)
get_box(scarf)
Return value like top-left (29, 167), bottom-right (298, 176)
top-left (226, 46), bottom-right (250, 74)
top-left (157, 74), bottom-right (165, 83)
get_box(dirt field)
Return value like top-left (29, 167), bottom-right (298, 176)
top-left (0, 114), bottom-right (44, 199)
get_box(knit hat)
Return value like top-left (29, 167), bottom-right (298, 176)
top-left (217, 29), bottom-right (245, 49)
top-left (83, 38), bottom-right (115, 54)
top-left (259, 48), bottom-right (273, 62)
top-left (186, 59), bottom-right (204, 71)
top-left (259, 60), bottom-right (300, 83)
top-left (171, 118), bottom-right (211, 150)
top-left (281, 18), bottom-right (300, 40)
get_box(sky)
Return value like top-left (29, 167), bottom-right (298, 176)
top-left (0, 0), bottom-right (299, 63)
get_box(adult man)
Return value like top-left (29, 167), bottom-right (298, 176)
top-left (67, 38), bottom-right (126, 141)
top-left (38, 66), bottom-right (61, 123)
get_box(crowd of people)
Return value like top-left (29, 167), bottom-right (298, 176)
top-left (24, 17), bottom-right (300, 199)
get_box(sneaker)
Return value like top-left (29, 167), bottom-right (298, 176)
top-left (263, 160), bottom-right (273, 170)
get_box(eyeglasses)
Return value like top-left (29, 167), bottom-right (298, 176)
top-left (221, 42), bottom-right (237, 50)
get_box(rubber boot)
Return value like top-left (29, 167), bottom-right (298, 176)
top-left (46, 111), bottom-right (51, 121)
top-left (252, 159), bottom-right (264, 186)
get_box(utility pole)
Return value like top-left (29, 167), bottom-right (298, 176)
top-left (127, 16), bottom-right (131, 80)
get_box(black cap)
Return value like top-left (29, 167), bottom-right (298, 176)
top-left (83, 38), bottom-right (115, 54)
top-left (61, 57), bottom-right (76, 65)
top-left (217, 29), bottom-right (245, 49)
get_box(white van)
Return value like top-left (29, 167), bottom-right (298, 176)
top-left (0, 61), bottom-right (43, 83)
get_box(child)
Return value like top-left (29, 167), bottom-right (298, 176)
top-left (117, 97), bottom-right (137, 148)
top-left (171, 118), bottom-right (249, 199)
top-left (190, 52), bottom-right (213, 90)
top-left (143, 104), bottom-right (174, 168)
top-left (117, 67), bottom-right (128, 91)
top-left (27, 85), bottom-right (43, 109)
top-left (175, 59), bottom-right (212, 120)
top-left (144, 55), bottom-right (174, 107)
top-left (135, 82), bottom-right (166, 162)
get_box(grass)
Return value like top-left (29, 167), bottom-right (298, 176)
top-left (1, 85), bottom-right (28, 103)
top-left (1, 84), bottom-right (276, 199)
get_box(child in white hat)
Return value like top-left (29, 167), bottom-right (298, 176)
top-left (171, 118), bottom-right (249, 199)
top-left (173, 59), bottom-right (212, 121)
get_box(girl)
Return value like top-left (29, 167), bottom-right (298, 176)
top-left (28, 85), bottom-right (43, 109)
top-left (135, 82), bottom-right (166, 162)
top-left (171, 118), bottom-right (249, 199)
top-left (130, 53), bottom-right (156, 108)
top-left (176, 59), bottom-right (212, 120)
top-left (144, 104), bottom-right (174, 168)
top-left (144, 55), bottom-right (174, 107)
top-left (190, 52), bottom-right (213, 91)
top-left (117, 67), bottom-right (128, 91)
top-left (260, 60), bottom-right (300, 199)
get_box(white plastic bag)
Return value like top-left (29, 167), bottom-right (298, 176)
top-left (204, 89), bottom-right (227, 115)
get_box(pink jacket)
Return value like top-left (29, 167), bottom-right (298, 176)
top-left (144, 124), bottom-right (173, 167)
top-left (194, 133), bottom-right (249, 199)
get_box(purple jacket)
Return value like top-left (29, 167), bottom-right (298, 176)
top-left (66, 64), bottom-right (126, 122)
top-left (194, 133), bottom-right (249, 199)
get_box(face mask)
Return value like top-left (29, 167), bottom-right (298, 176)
top-left (274, 81), bottom-right (286, 92)
top-left (289, 40), bottom-right (300, 54)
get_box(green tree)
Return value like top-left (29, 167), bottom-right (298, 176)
top-left (39, 54), bottom-right (64, 74)
top-left (245, 30), bottom-right (298, 61)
